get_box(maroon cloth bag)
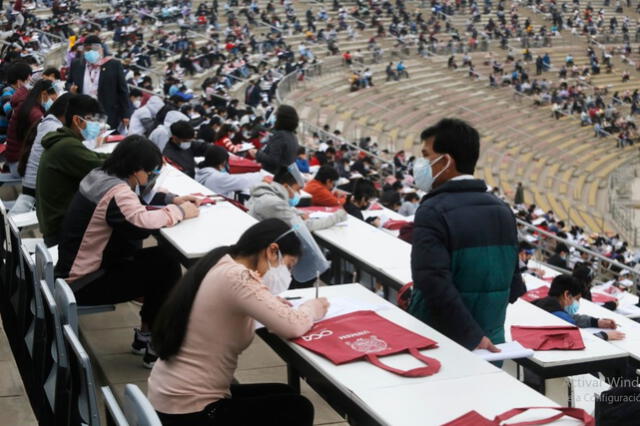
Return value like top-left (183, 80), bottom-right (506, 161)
top-left (520, 286), bottom-right (549, 302)
top-left (511, 325), bottom-right (585, 350)
top-left (442, 406), bottom-right (595, 426)
top-left (292, 310), bottom-right (441, 377)
top-left (228, 157), bottom-right (261, 174)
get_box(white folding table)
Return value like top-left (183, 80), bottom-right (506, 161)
top-left (257, 284), bottom-right (573, 426)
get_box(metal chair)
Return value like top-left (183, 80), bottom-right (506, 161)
top-left (123, 384), bottom-right (162, 426)
top-left (40, 277), bottom-right (69, 425)
top-left (35, 242), bottom-right (54, 289)
top-left (101, 386), bottom-right (128, 426)
top-left (62, 324), bottom-right (100, 426)
top-left (53, 278), bottom-right (78, 333)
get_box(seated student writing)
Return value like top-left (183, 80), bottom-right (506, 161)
top-left (162, 120), bottom-right (208, 178)
top-left (248, 167), bottom-right (347, 231)
top-left (303, 165), bottom-right (347, 207)
top-left (342, 178), bottom-right (377, 221)
top-left (148, 219), bottom-right (329, 426)
top-left (532, 274), bottom-right (625, 341)
top-left (55, 135), bottom-right (201, 368)
top-left (195, 145), bottom-right (265, 198)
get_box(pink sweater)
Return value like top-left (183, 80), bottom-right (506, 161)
top-left (147, 254), bottom-right (315, 414)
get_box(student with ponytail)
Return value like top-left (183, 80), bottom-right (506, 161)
top-left (148, 218), bottom-right (329, 426)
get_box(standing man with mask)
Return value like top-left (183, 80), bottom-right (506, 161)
top-left (409, 118), bottom-right (525, 353)
top-left (66, 35), bottom-right (131, 132)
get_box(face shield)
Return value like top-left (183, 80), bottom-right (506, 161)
top-left (275, 222), bottom-right (330, 283)
top-left (287, 162), bottom-right (306, 187)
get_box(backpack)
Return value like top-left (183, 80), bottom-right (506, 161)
top-left (595, 387), bottom-right (640, 425)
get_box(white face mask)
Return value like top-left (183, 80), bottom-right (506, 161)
top-left (413, 155), bottom-right (448, 192)
top-left (132, 99), bottom-right (142, 108)
top-left (262, 251), bottom-right (292, 295)
top-left (179, 142), bottom-right (192, 150)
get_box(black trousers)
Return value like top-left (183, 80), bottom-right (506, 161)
top-left (157, 383), bottom-right (314, 426)
top-left (74, 246), bottom-right (181, 327)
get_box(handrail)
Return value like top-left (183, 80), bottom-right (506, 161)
top-left (516, 217), bottom-right (640, 284)
top-left (274, 62), bottom-right (396, 176)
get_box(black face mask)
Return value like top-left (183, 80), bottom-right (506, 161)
top-left (361, 202), bottom-right (371, 211)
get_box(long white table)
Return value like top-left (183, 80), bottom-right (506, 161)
top-left (157, 166), bottom-right (257, 262)
top-left (528, 260), bottom-right (640, 319)
top-left (312, 214), bottom-right (412, 290)
top-left (258, 284), bottom-right (573, 426)
top-left (523, 273), bottom-right (640, 367)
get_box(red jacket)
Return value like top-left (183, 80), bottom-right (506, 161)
top-left (304, 179), bottom-right (345, 207)
top-left (6, 87), bottom-right (43, 163)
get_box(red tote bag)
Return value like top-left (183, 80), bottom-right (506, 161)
top-left (520, 286), bottom-right (549, 302)
top-left (442, 406), bottom-right (595, 426)
top-left (292, 310), bottom-right (441, 377)
top-left (511, 325), bottom-right (585, 351)
top-left (228, 157), bottom-right (261, 174)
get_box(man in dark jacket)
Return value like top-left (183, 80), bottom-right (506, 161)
top-left (251, 104), bottom-right (299, 173)
top-left (162, 120), bottom-right (208, 178)
top-left (409, 118), bottom-right (525, 352)
top-left (66, 34), bottom-right (130, 131)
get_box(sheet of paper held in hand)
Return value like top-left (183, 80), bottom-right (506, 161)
top-left (472, 341), bottom-right (534, 362)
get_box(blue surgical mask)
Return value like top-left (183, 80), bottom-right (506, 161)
top-left (180, 142), bottom-right (192, 150)
top-left (413, 155), bottom-right (447, 192)
top-left (42, 98), bottom-right (53, 112)
top-left (289, 192), bottom-right (301, 207)
top-left (80, 119), bottom-right (101, 140)
top-left (84, 50), bottom-right (101, 64)
top-left (565, 299), bottom-right (580, 316)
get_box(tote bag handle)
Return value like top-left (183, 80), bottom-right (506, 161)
top-left (366, 347), bottom-right (441, 377)
top-left (496, 406), bottom-right (595, 426)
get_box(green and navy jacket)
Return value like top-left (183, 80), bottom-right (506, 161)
top-left (409, 178), bottom-right (525, 350)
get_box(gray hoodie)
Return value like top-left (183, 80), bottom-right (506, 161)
top-left (23, 114), bottom-right (63, 190)
top-left (128, 96), bottom-right (165, 136)
top-left (247, 181), bottom-right (347, 232)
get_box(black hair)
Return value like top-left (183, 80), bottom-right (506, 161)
top-left (129, 88), bottom-right (143, 98)
top-left (273, 104), bottom-right (299, 132)
top-left (64, 94), bottom-right (104, 128)
top-left (381, 190), bottom-right (402, 208)
top-left (314, 165), bottom-right (339, 184)
top-left (214, 123), bottom-right (235, 142)
top-left (15, 79), bottom-right (55, 144)
top-left (42, 67), bottom-right (61, 79)
top-left (555, 242), bottom-right (569, 254)
top-left (101, 135), bottom-right (162, 178)
top-left (572, 262), bottom-right (593, 301)
top-left (197, 123), bottom-right (216, 143)
top-left (404, 192), bottom-right (419, 202)
top-left (348, 178), bottom-right (377, 204)
top-left (297, 146), bottom-right (306, 155)
top-left (6, 62), bottom-right (32, 85)
top-left (170, 120), bottom-right (195, 139)
top-left (18, 93), bottom-right (71, 177)
top-left (153, 218), bottom-right (302, 360)
top-left (199, 145), bottom-right (229, 168)
top-left (548, 274), bottom-right (583, 298)
top-left (274, 167), bottom-right (298, 186)
top-left (420, 118), bottom-right (480, 174)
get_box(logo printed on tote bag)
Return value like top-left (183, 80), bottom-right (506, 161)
top-left (301, 329), bottom-right (333, 342)
top-left (348, 335), bottom-right (388, 354)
